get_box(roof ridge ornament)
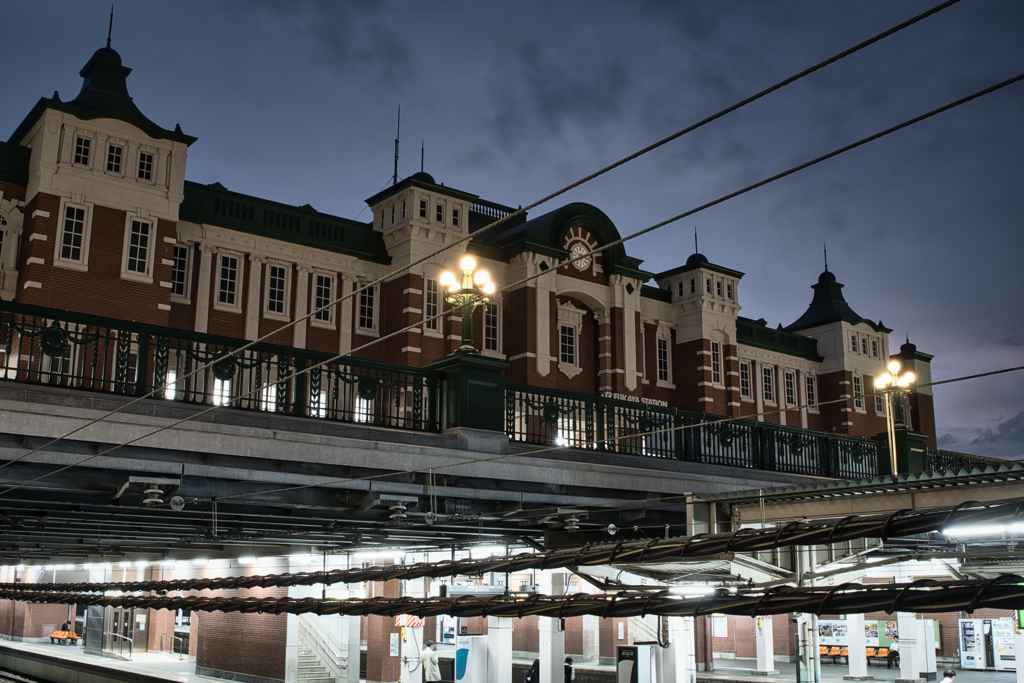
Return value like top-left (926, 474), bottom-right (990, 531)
top-left (107, 5), bottom-right (114, 49)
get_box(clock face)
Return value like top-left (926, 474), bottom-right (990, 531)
top-left (570, 243), bottom-right (591, 271)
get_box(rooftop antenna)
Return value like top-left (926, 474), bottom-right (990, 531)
top-left (694, 227), bottom-right (698, 254)
top-left (823, 243), bottom-right (829, 272)
top-left (392, 106), bottom-right (400, 186)
top-left (421, 140), bottom-right (424, 173)
top-left (107, 5), bottom-right (114, 48)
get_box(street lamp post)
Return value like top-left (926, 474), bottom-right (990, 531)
top-left (875, 360), bottom-right (915, 475)
top-left (440, 256), bottom-right (495, 355)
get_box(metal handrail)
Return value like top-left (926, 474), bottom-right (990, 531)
top-left (103, 631), bottom-right (133, 660)
top-left (160, 632), bottom-right (184, 660)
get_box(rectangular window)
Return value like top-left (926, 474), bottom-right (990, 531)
top-left (657, 338), bottom-right (670, 382)
top-left (267, 264), bottom-right (287, 315)
top-left (710, 341), bottom-right (721, 384)
top-left (806, 376), bottom-right (816, 407)
top-left (727, 283), bottom-right (733, 300)
top-left (125, 219), bottom-right (151, 274)
top-left (559, 325), bottom-right (576, 366)
top-left (107, 144), bottom-right (122, 173)
top-left (436, 204), bottom-right (443, 223)
top-left (419, 200), bottom-right (427, 218)
top-left (138, 151), bottom-right (153, 180)
top-left (314, 274), bottom-right (334, 323)
top-left (424, 278), bottom-right (440, 332)
top-left (853, 375), bottom-right (864, 410)
top-left (875, 393), bottom-right (886, 414)
top-left (861, 337), bottom-right (868, 355)
top-left (851, 334), bottom-right (858, 352)
top-left (762, 366), bottom-right (775, 403)
top-left (171, 245), bottom-right (189, 298)
top-left (740, 362), bottom-right (751, 398)
top-left (706, 278), bottom-right (712, 294)
top-left (716, 281), bottom-right (722, 297)
top-left (401, 201), bottom-right (406, 219)
top-left (677, 282), bottom-right (684, 297)
top-left (218, 255), bottom-right (239, 306)
top-left (390, 205), bottom-right (395, 225)
top-left (74, 136), bottom-right (90, 165)
top-left (212, 378), bottom-right (232, 406)
top-left (60, 205), bottom-right (86, 262)
top-left (690, 278), bottom-right (696, 294)
top-left (785, 371), bottom-right (796, 406)
top-left (484, 303), bottom-right (499, 352)
top-left (452, 208), bottom-right (460, 227)
top-left (358, 285), bottom-right (376, 331)
top-left (872, 339), bottom-right (879, 358)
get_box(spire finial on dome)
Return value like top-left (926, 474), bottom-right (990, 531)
top-left (906, 333), bottom-right (910, 344)
top-left (694, 227), bottom-right (698, 255)
top-left (823, 243), bottom-right (829, 272)
top-left (107, 5), bottom-right (114, 48)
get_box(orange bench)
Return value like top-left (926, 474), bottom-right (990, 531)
top-left (48, 630), bottom-right (78, 645)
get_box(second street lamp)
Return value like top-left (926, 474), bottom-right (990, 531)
top-left (440, 256), bottom-right (495, 355)
top-left (875, 360), bottom-right (915, 475)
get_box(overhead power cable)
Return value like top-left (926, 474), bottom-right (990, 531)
top-left (2, 67), bottom-right (1020, 501)
top-left (0, 0), bottom-right (964, 477)
top-left (10, 497), bottom-right (1022, 595)
top-left (4, 576), bottom-right (1023, 618)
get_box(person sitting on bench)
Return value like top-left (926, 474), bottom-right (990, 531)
top-left (887, 637), bottom-right (900, 669)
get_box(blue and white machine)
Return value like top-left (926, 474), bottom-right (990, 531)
top-left (455, 635), bottom-right (488, 682)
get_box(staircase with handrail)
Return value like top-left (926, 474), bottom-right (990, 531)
top-left (297, 614), bottom-right (350, 683)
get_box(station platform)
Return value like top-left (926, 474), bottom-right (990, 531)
top-left (0, 638), bottom-right (1017, 683)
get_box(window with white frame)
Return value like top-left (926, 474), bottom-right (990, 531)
top-left (875, 392), bottom-right (886, 415)
top-left (689, 277), bottom-right (695, 294)
top-left (853, 374), bottom-right (864, 410)
top-left (265, 263), bottom-right (289, 318)
top-left (390, 205), bottom-right (395, 225)
top-left (401, 201), bottom-right (406, 220)
top-left (424, 277), bottom-right (440, 332)
top-left (806, 375), bottom-right (817, 408)
top-left (762, 366), bottom-right (775, 403)
top-left (710, 341), bottom-right (722, 385)
top-left (676, 281), bottom-right (684, 298)
top-left (171, 244), bottom-right (190, 299)
top-left (137, 151), bottom-right (154, 181)
top-left (56, 202), bottom-right (90, 267)
top-left (217, 254), bottom-right (241, 308)
top-left (850, 333), bottom-right (858, 353)
top-left (357, 283), bottom-right (378, 332)
top-left (354, 397), bottom-right (371, 423)
top-left (861, 337), bottom-right (868, 355)
top-left (556, 300), bottom-right (584, 379)
top-left (484, 302), bottom-right (499, 352)
top-left (74, 136), bottom-right (91, 165)
top-left (312, 273), bottom-right (335, 325)
top-left (452, 208), bottom-right (460, 228)
top-left (107, 143), bottom-right (122, 173)
top-left (122, 218), bottom-right (153, 279)
top-left (872, 339), bottom-right (879, 358)
top-left (706, 278), bottom-right (712, 294)
top-left (785, 371), bottom-right (796, 407)
top-left (657, 337), bottom-right (670, 383)
top-left (419, 200), bottom-right (427, 218)
top-left (212, 378), bottom-right (232, 406)
top-left (740, 361), bottom-right (752, 399)
top-left (435, 204), bottom-right (443, 223)
top-left (716, 280), bottom-right (722, 297)
top-left (0, 215), bottom-right (7, 264)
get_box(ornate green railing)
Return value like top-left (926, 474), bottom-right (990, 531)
top-left (926, 448), bottom-right (1003, 471)
top-left (0, 302), bottom-right (439, 432)
top-left (505, 383), bottom-right (881, 479)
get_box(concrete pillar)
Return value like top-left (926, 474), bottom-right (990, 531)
top-left (662, 617), bottom-right (695, 683)
top-left (400, 624), bottom-right (424, 683)
top-left (754, 615), bottom-right (779, 675)
top-left (538, 571), bottom-right (565, 683)
top-left (896, 614), bottom-right (923, 682)
top-left (337, 615), bottom-right (361, 683)
top-left (582, 614), bottom-right (598, 663)
top-left (294, 264), bottom-right (312, 349)
top-left (1014, 626), bottom-right (1024, 683)
top-left (339, 275), bottom-right (355, 356)
top-left (487, 616), bottom-right (513, 683)
top-left (844, 612), bottom-right (871, 681)
top-left (245, 254), bottom-right (265, 340)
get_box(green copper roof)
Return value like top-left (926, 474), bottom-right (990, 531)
top-left (364, 172), bottom-right (478, 206)
top-left (180, 181), bottom-right (391, 264)
top-left (786, 269), bottom-right (891, 333)
top-left (0, 141), bottom-right (29, 186)
top-left (473, 202), bottom-right (653, 282)
top-left (654, 252), bottom-right (745, 281)
top-left (737, 317), bottom-right (823, 361)
top-left (891, 338), bottom-right (934, 363)
top-left (9, 46), bottom-right (196, 147)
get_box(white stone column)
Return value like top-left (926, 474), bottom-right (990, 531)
top-left (1014, 626), bottom-right (1024, 683)
top-left (754, 361), bottom-right (765, 422)
top-left (582, 614), bottom-right (597, 663)
top-left (341, 615), bottom-right (361, 683)
top-left (896, 614), bottom-right (923, 681)
top-left (535, 262), bottom-right (555, 377)
top-left (400, 623), bottom-right (424, 683)
top-left (338, 275), bottom-right (356, 357)
top-left (754, 615), bottom-right (779, 675)
top-left (776, 364), bottom-right (786, 426)
top-left (294, 264), bottom-right (312, 350)
top-left (538, 571), bottom-right (565, 683)
top-left (194, 244), bottom-right (217, 334)
top-left (662, 617), bottom-right (694, 683)
top-left (245, 254), bottom-right (265, 340)
top-left (487, 616), bottom-right (513, 683)
top-left (845, 612), bottom-right (870, 680)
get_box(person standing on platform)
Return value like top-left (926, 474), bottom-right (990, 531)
top-left (941, 670), bottom-right (956, 683)
top-left (564, 656), bottom-right (575, 682)
top-left (421, 640), bottom-right (441, 681)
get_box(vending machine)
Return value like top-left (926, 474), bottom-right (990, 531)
top-left (455, 635), bottom-right (488, 682)
top-left (991, 617), bottom-right (1017, 671)
top-left (617, 644), bottom-right (655, 683)
top-left (960, 619), bottom-right (986, 670)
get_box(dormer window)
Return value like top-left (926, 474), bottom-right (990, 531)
top-left (74, 136), bottom-right (91, 166)
top-left (137, 151), bottom-right (153, 181)
top-left (107, 144), bottom-right (122, 173)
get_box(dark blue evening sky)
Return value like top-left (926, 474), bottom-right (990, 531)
top-left (4, 1), bottom-right (1022, 458)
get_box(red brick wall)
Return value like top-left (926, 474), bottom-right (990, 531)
top-left (513, 615), bottom-right (540, 653)
top-left (598, 617), bottom-right (628, 658)
top-left (0, 180), bottom-right (27, 202)
top-left (195, 585), bottom-right (287, 682)
top-left (565, 616), bottom-right (583, 656)
top-left (365, 566), bottom-right (402, 683)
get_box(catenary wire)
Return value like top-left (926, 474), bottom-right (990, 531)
top-left (0, 0), bottom-right (964, 473)
top-left (3, 68), bottom-right (1018, 501)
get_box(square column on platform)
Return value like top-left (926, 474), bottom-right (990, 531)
top-left (425, 352), bottom-right (508, 432)
top-left (843, 612), bottom-right (872, 681)
top-left (754, 615), bottom-right (779, 676)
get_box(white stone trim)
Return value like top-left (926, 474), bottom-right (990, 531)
top-left (23, 281), bottom-right (42, 290)
top-left (25, 257), bottom-right (44, 266)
